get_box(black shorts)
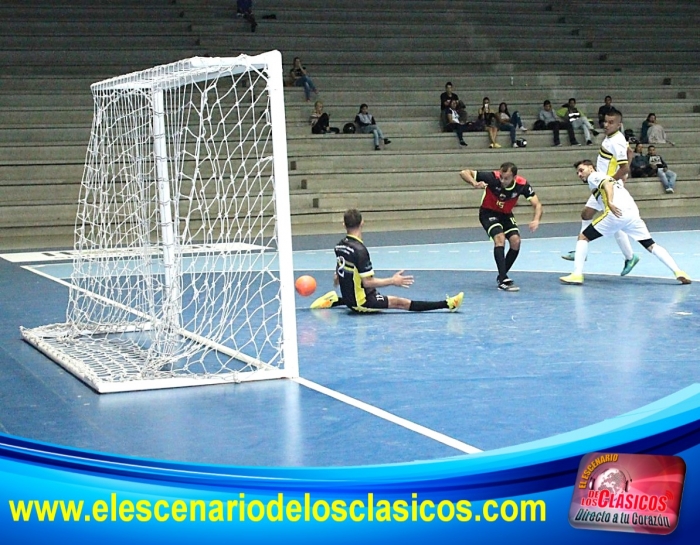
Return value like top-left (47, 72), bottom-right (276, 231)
top-left (350, 290), bottom-right (389, 313)
top-left (479, 208), bottom-right (519, 239)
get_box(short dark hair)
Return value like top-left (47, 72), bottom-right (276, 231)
top-left (359, 103), bottom-right (368, 111)
top-left (574, 160), bottom-right (594, 168)
top-left (605, 95), bottom-right (612, 100)
top-left (344, 209), bottom-right (363, 229)
top-left (445, 81), bottom-right (453, 87)
top-left (606, 108), bottom-right (623, 120)
top-left (500, 162), bottom-right (517, 176)
top-left (568, 98), bottom-right (576, 103)
top-left (543, 100), bottom-right (551, 106)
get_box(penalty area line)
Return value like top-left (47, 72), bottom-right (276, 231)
top-left (292, 376), bottom-right (482, 454)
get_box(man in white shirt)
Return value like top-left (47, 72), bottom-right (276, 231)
top-left (562, 109), bottom-right (640, 276)
top-left (559, 160), bottom-right (690, 285)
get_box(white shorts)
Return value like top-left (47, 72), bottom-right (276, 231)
top-left (590, 209), bottom-right (651, 240)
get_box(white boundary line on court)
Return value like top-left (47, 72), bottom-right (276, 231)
top-left (21, 264), bottom-right (483, 455)
top-left (293, 377), bottom-right (482, 454)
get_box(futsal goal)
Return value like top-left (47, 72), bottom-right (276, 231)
top-left (20, 52), bottom-right (299, 393)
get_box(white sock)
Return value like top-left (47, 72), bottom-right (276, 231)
top-left (651, 244), bottom-right (680, 273)
top-left (614, 231), bottom-right (634, 261)
top-left (579, 219), bottom-right (592, 234)
top-left (574, 239), bottom-right (589, 275)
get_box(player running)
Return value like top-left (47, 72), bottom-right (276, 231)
top-left (560, 160), bottom-right (690, 285)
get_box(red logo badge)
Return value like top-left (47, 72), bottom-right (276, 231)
top-left (569, 452), bottom-right (685, 534)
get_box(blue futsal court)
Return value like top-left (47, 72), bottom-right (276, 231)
top-left (0, 219), bottom-right (698, 467)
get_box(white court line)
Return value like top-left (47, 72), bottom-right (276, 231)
top-left (22, 264), bottom-right (483, 455)
top-left (293, 377), bottom-right (482, 454)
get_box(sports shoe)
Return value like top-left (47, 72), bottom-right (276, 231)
top-left (559, 273), bottom-right (584, 285)
top-left (513, 143), bottom-right (518, 148)
top-left (383, 138), bottom-right (391, 145)
top-left (586, 140), bottom-right (593, 145)
top-left (489, 142), bottom-right (502, 148)
top-left (310, 291), bottom-right (339, 309)
top-left (561, 250), bottom-right (576, 261)
top-left (497, 275), bottom-right (514, 285)
top-left (459, 140), bottom-right (468, 147)
top-left (591, 129), bottom-right (600, 136)
top-left (675, 271), bottom-right (692, 285)
top-left (375, 145), bottom-right (381, 151)
top-left (553, 143), bottom-right (562, 147)
top-left (497, 282), bottom-right (520, 292)
top-left (620, 254), bottom-right (640, 276)
top-left (572, 141), bottom-right (581, 146)
top-left (446, 292), bottom-right (464, 311)
top-left (665, 188), bottom-right (674, 194)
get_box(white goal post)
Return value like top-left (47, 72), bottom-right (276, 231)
top-left (20, 51), bottom-right (299, 393)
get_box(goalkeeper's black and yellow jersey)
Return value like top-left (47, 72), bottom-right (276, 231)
top-left (334, 235), bottom-right (376, 308)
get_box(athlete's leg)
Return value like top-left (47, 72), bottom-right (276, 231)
top-left (492, 232), bottom-right (508, 282)
top-left (560, 224), bottom-right (604, 284)
top-left (387, 295), bottom-right (463, 311)
top-left (504, 231), bottom-right (521, 274)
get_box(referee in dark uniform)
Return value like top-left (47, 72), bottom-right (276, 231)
top-left (459, 162), bottom-right (543, 292)
top-left (310, 209), bottom-right (463, 312)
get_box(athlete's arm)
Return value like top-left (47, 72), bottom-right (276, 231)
top-left (612, 147), bottom-right (634, 181)
top-left (527, 195), bottom-right (543, 232)
top-left (459, 169), bottom-right (486, 189)
top-left (601, 180), bottom-right (622, 217)
top-left (362, 270), bottom-right (414, 289)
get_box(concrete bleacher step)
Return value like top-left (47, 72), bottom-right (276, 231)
top-left (288, 145), bottom-right (700, 172)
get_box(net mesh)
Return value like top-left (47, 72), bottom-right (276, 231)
top-left (21, 54), bottom-right (295, 392)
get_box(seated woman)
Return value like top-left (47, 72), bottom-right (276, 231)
top-left (641, 113), bottom-right (669, 144)
top-left (477, 97), bottom-right (501, 148)
top-left (289, 57), bottom-right (318, 102)
top-left (497, 102), bottom-right (524, 148)
top-left (444, 99), bottom-right (468, 147)
top-left (355, 104), bottom-right (391, 151)
top-left (309, 101), bottom-right (339, 134)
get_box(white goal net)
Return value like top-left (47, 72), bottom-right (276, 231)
top-left (21, 52), bottom-right (299, 393)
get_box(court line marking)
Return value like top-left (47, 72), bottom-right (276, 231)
top-left (21, 264), bottom-right (483, 455)
top-left (293, 377), bottom-right (482, 454)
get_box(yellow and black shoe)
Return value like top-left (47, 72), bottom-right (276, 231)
top-left (446, 292), bottom-right (464, 311)
top-left (310, 291), bottom-right (339, 309)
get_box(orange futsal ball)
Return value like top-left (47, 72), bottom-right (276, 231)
top-left (295, 275), bottom-right (317, 297)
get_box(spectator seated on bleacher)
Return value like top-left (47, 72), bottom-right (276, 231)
top-left (478, 97), bottom-right (502, 148)
top-left (310, 101), bottom-right (340, 134)
top-left (289, 57), bottom-right (318, 102)
top-left (641, 113), bottom-right (670, 144)
top-left (630, 143), bottom-right (653, 178)
top-left (440, 82), bottom-right (460, 130)
top-left (597, 95), bottom-right (615, 128)
top-left (355, 104), bottom-right (391, 151)
top-left (444, 99), bottom-right (469, 147)
top-left (535, 100), bottom-right (579, 146)
top-left (556, 98), bottom-right (599, 145)
top-left (236, 0), bottom-right (257, 32)
top-left (647, 145), bottom-right (677, 193)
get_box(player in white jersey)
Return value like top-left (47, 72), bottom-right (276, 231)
top-left (560, 160), bottom-right (691, 285)
top-left (562, 109), bottom-right (640, 276)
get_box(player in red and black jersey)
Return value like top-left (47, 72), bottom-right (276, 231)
top-left (459, 162), bottom-right (543, 292)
